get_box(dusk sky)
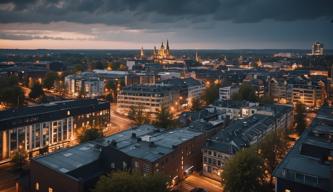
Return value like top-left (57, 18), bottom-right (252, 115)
top-left (0, 0), bottom-right (332, 49)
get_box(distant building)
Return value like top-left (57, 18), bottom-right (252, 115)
top-left (29, 124), bottom-right (209, 192)
top-left (219, 85), bottom-right (239, 100)
top-left (159, 77), bottom-right (204, 105)
top-left (65, 72), bottom-right (104, 98)
top-left (311, 42), bottom-right (324, 56)
top-left (269, 76), bottom-right (327, 108)
top-left (125, 72), bottom-right (157, 86)
top-left (0, 99), bottom-right (110, 163)
top-left (117, 84), bottom-right (180, 115)
top-left (273, 106), bottom-right (333, 192)
top-left (202, 105), bottom-right (293, 181)
top-left (211, 100), bottom-right (259, 120)
top-left (153, 40), bottom-right (173, 60)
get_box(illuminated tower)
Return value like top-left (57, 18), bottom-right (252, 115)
top-left (195, 50), bottom-right (199, 62)
top-left (140, 46), bottom-right (144, 59)
top-left (166, 40), bottom-right (170, 56)
top-left (312, 42), bottom-right (324, 56)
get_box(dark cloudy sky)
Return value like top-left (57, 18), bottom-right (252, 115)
top-left (0, 0), bottom-right (332, 49)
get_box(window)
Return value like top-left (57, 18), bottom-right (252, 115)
top-left (35, 182), bottom-right (39, 190)
top-left (48, 187), bottom-right (53, 192)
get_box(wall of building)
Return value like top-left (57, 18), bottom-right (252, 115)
top-left (30, 160), bottom-right (82, 192)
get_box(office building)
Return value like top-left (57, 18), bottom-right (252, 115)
top-left (0, 99), bottom-right (110, 163)
top-left (117, 84), bottom-right (180, 115)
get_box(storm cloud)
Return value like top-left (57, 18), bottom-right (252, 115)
top-left (0, 0), bottom-right (332, 25)
top-left (0, 0), bottom-right (332, 49)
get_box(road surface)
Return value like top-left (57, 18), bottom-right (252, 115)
top-left (180, 174), bottom-right (223, 192)
top-left (104, 104), bottom-right (134, 136)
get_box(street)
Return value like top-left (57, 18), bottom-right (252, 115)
top-left (179, 174), bottom-right (223, 192)
top-left (0, 163), bottom-right (19, 192)
top-left (103, 104), bottom-right (134, 136)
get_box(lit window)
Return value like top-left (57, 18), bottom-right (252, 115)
top-left (284, 189), bottom-right (291, 192)
top-left (35, 182), bottom-right (39, 190)
top-left (48, 187), bottom-right (53, 192)
top-left (67, 111), bottom-right (70, 116)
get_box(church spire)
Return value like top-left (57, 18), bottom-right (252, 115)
top-left (166, 40), bottom-right (170, 50)
top-left (140, 46), bottom-right (144, 59)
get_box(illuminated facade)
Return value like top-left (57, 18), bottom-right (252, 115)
top-left (153, 40), bottom-right (174, 60)
top-left (117, 84), bottom-right (180, 115)
top-left (0, 99), bottom-right (110, 163)
top-left (65, 72), bottom-right (104, 98)
top-left (311, 42), bottom-right (324, 56)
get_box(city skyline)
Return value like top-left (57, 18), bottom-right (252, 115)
top-left (0, 0), bottom-right (333, 49)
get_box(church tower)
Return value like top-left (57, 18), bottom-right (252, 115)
top-left (140, 46), bottom-right (144, 59)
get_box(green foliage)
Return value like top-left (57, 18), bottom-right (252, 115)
top-left (79, 128), bottom-right (103, 143)
top-left (155, 107), bottom-right (174, 128)
top-left (128, 105), bottom-right (149, 125)
top-left (29, 83), bottom-right (44, 99)
top-left (257, 131), bottom-right (289, 187)
top-left (202, 83), bottom-right (220, 105)
top-left (190, 98), bottom-right (202, 111)
top-left (0, 76), bottom-right (24, 107)
top-left (222, 147), bottom-right (264, 192)
top-left (74, 64), bottom-right (85, 73)
top-left (43, 72), bottom-right (58, 89)
top-left (93, 171), bottom-right (169, 192)
top-left (295, 102), bottom-right (306, 135)
top-left (11, 151), bottom-right (26, 170)
top-left (259, 95), bottom-right (274, 105)
top-left (231, 82), bottom-right (258, 102)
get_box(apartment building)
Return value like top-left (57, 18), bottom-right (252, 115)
top-left (117, 84), bottom-right (180, 114)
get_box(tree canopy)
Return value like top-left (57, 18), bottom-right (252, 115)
top-left (202, 83), bottom-right (220, 105)
top-left (155, 107), bottom-right (174, 128)
top-left (43, 72), bottom-right (58, 89)
top-left (93, 171), bottom-right (169, 192)
top-left (190, 98), bottom-right (202, 111)
top-left (257, 131), bottom-right (289, 188)
top-left (79, 128), bottom-right (103, 143)
top-left (231, 82), bottom-right (258, 102)
top-left (295, 102), bottom-right (306, 135)
top-left (128, 105), bottom-right (149, 125)
top-left (0, 77), bottom-right (24, 107)
top-left (222, 147), bottom-right (264, 192)
top-left (29, 83), bottom-right (45, 99)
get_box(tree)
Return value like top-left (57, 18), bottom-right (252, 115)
top-left (74, 64), bottom-right (85, 73)
top-left (259, 95), bottom-right (274, 105)
top-left (0, 77), bottom-right (24, 107)
top-left (0, 86), bottom-right (24, 107)
top-left (232, 82), bottom-right (258, 102)
top-left (93, 171), bottom-right (168, 192)
top-left (202, 83), bottom-right (220, 105)
top-left (222, 147), bottom-right (264, 192)
top-left (258, 131), bottom-right (289, 188)
top-left (43, 72), bottom-right (58, 89)
top-left (190, 98), bottom-right (202, 111)
top-left (11, 150), bottom-right (27, 171)
top-left (29, 83), bottom-right (44, 99)
top-left (79, 128), bottom-right (103, 143)
top-left (295, 102), bottom-right (306, 135)
top-left (155, 107), bottom-right (174, 128)
top-left (128, 105), bottom-right (147, 125)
